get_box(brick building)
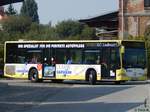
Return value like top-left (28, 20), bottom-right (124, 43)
top-left (119, 0), bottom-right (150, 39)
top-left (80, 0), bottom-right (150, 40)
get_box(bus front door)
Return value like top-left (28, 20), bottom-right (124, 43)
top-left (101, 59), bottom-right (110, 79)
top-left (101, 48), bottom-right (116, 80)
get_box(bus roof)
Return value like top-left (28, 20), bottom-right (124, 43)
top-left (5, 40), bottom-right (145, 44)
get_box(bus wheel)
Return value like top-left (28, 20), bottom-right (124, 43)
top-left (29, 68), bottom-right (39, 82)
top-left (88, 70), bottom-right (96, 85)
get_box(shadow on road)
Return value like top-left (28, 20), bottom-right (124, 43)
top-left (63, 80), bottom-right (149, 85)
top-left (29, 102), bottom-right (142, 112)
top-left (0, 81), bottom-right (135, 112)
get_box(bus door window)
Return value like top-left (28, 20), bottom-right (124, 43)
top-left (101, 47), bottom-right (120, 78)
top-left (43, 48), bottom-right (52, 65)
top-left (54, 49), bottom-right (65, 64)
top-left (44, 48), bottom-right (65, 65)
top-left (110, 48), bottom-right (120, 70)
top-left (101, 48), bottom-right (110, 67)
top-left (101, 48), bottom-right (110, 78)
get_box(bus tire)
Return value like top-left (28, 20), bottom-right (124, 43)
top-left (29, 68), bottom-right (39, 82)
top-left (88, 70), bottom-right (96, 85)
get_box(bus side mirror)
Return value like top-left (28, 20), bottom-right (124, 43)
top-left (121, 46), bottom-right (125, 54)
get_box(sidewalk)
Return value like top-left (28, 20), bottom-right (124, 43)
top-left (140, 80), bottom-right (150, 112)
top-left (128, 80), bottom-right (150, 112)
top-left (146, 80), bottom-right (150, 107)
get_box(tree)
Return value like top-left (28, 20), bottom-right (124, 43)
top-left (55, 20), bottom-right (95, 40)
top-left (5, 4), bottom-right (17, 15)
top-left (1, 15), bottom-right (32, 34)
top-left (20, 0), bottom-right (39, 23)
top-left (81, 25), bottom-right (95, 39)
top-left (55, 20), bottom-right (82, 39)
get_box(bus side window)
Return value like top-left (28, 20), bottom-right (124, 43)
top-left (27, 52), bottom-right (42, 64)
top-left (66, 57), bottom-right (73, 64)
top-left (96, 56), bottom-right (100, 64)
top-left (31, 55), bottom-right (38, 63)
top-left (51, 57), bottom-right (56, 66)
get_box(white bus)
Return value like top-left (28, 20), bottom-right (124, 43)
top-left (4, 40), bottom-right (147, 84)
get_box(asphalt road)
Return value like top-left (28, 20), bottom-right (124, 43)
top-left (0, 79), bottom-right (149, 112)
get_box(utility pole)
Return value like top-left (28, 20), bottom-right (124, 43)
top-left (121, 0), bottom-right (124, 40)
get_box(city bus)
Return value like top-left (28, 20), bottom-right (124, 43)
top-left (4, 40), bottom-right (147, 84)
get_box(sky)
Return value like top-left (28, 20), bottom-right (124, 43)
top-left (5, 0), bottom-right (119, 25)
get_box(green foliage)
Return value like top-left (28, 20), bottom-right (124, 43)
top-left (55, 20), bottom-right (95, 40)
top-left (128, 35), bottom-right (145, 40)
top-left (1, 15), bottom-right (32, 34)
top-left (0, 18), bottom-right (95, 42)
top-left (5, 4), bottom-right (17, 15)
top-left (20, 0), bottom-right (39, 23)
top-left (55, 20), bottom-right (82, 38)
top-left (81, 25), bottom-right (95, 39)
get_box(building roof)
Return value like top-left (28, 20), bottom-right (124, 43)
top-left (79, 11), bottom-right (119, 28)
top-left (0, 0), bottom-right (24, 6)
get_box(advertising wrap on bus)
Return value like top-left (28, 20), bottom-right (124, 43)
top-left (55, 64), bottom-right (101, 80)
top-left (125, 68), bottom-right (147, 80)
top-left (4, 64), bottom-right (42, 78)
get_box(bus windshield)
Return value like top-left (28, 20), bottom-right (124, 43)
top-left (123, 48), bottom-right (146, 68)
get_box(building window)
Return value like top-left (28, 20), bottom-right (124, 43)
top-left (144, 0), bottom-right (150, 8)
